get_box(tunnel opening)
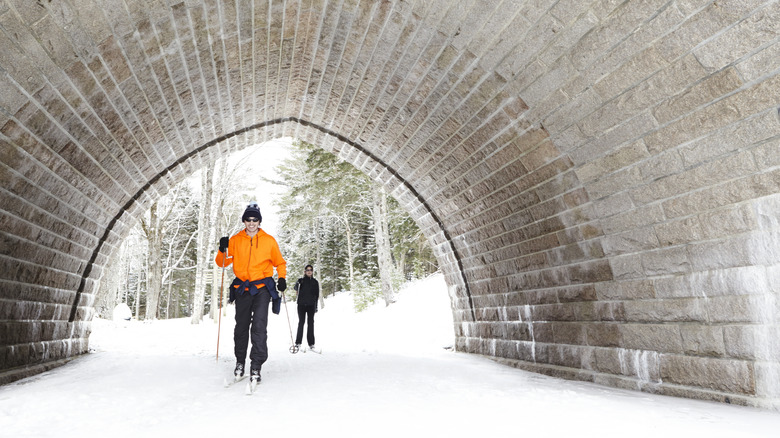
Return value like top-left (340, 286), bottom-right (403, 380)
top-left (2, 0), bottom-right (779, 410)
top-left (69, 118), bottom-right (476, 326)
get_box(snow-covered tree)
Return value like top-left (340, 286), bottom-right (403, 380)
top-left (274, 140), bottom-right (437, 311)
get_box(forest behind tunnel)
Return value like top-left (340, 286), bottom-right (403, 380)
top-left (94, 136), bottom-right (441, 324)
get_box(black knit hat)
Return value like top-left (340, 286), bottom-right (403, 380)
top-left (242, 203), bottom-right (262, 222)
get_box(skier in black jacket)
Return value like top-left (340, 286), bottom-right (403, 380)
top-left (294, 264), bottom-right (320, 351)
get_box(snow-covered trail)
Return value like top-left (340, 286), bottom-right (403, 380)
top-left (2, 274), bottom-right (780, 437)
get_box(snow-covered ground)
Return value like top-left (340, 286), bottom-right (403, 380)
top-left (2, 274), bottom-right (780, 437)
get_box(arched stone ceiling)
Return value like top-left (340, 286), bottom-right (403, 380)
top-left (2, 0), bottom-right (780, 407)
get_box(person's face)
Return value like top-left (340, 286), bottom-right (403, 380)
top-left (244, 217), bottom-right (260, 231)
top-left (305, 268), bottom-right (313, 277)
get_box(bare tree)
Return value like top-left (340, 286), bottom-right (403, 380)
top-left (210, 157), bottom-right (230, 321)
top-left (192, 164), bottom-right (215, 324)
top-left (161, 213), bottom-right (196, 319)
top-left (140, 187), bottom-right (182, 320)
top-left (371, 184), bottom-right (396, 306)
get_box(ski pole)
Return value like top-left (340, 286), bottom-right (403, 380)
top-left (216, 245), bottom-right (227, 363)
top-left (281, 290), bottom-right (299, 353)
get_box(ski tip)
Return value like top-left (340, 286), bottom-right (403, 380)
top-left (246, 383), bottom-right (260, 395)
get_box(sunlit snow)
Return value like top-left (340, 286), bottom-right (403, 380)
top-left (2, 274), bottom-right (779, 437)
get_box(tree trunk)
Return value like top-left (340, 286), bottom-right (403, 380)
top-left (192, 164), bottom-right (215, 324)
top-left (316, 218), bottom-right (325, 309)
top-left (343, 215), bottom-right (355, 295)
top-left (165, 280), bottom-right (173, 319)
top-left (211, 157), bottom-right (230, 321)
top-left (371, 184), bottom-right (395, 306)
top-left (134, 266), bottom-right (142, 319)
top-left (143, 202), bottom-right (164, 320)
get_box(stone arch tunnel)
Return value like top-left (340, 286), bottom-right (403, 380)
top-left (1, 0), bottom-right (779, 408)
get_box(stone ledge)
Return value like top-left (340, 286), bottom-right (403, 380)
top-left (486, 356), bottom-right (778, 410)
top-left (0, 357), bottom-right (76, 386)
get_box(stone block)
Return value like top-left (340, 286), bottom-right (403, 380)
top-left (693, 2), bottom-right (780, 72)
top-left (534, 303), bottom-right (576, 322)
top-left (705, 294), bottom-right (767, 324)
top-left (686, 112), bottom-right (779, 170)
top-left (654, 216), bottom-right (703, 247)
top-left (660, 354), bottom-right (755, 395)
top-left (574, 111), bottom-right (655, 165)
top-left (594, 301), bottom-right (626, 322)
top-left (532, 322), bottom-right (554, 344)
top-left (680, 325), bottom-right (726, 357)
top-left (610, 254), bottom-right (645, 280)
top-left (601, 203), bottom-right (664, 234)
top-left (738, 40), bottom-right (780, 83)
top-left (635, 152), bottom-right (757, 206)
top-left (654, 265), bottom-right (770, 299)
top-left (590, 193), bottom-right (633, 221)
top-left (641, 247), bottom-right (691, 276)
top-left (752, 138), bottom-right (780, 172)
top-left (516, 341), bottom-right (536, 362)
top-left (754, 361), bottom-right (780, 398)
top-left (687, 236), bottom-right (755, 272)
top-left (638, 149), bottom-right (685, 182)
top-left (593, 47), bottom-right (668, 100)
top-left (653, 67), bottom-right (743, 125)
top-left (506, 322), bottom-right (533, 342)
top-left (698, 204), bottom-right (757, 240)
top-left (602, 228), bottom-right (659, 257)
top-left (558, 284), bottom-right (597, 302)
top-left (596, 279), bottom-right (655, 300)
top-left (616, 348), bottom-right (662, 381)
top-left (574, 140), bottom-right (649, 184)
top-left (594, 347), bottom-right (622, 375)
top-left (620, 323), bottom-right (683, 353)
top-left (723, 324), bottom-right (780, 361)
top-left (656, 2), bottom-right (736, 59)
top-left (624, 298), bottom-right (708, 323)
top-left (495, 339), bottom-right (516, 359)
top-left (547, 344), bottom-right (589, 369)
top-left (586, 323), bottom-right (622, 347)
top-left (552, 322), bottom-right (587, 345)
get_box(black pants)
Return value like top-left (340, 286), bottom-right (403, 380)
top-left (295, 304), bottom-right (316, 346)
top-left (234, 290), bottom-right (271, 371)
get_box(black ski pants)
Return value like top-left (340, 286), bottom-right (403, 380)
top-left (295, 304), bottom-right (316, 346)
top-left (234, 289), bottom-right (271, 371)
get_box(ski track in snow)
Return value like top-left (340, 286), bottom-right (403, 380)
top-left (2, 274), bottom-right (780, 437)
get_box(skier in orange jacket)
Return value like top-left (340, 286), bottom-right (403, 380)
top-left (215, 203), bottom-right (287, 385)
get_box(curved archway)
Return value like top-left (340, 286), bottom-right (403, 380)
top-left (67, 118), bottom-right (478, 323)
top-left (1, 0), bottom-right (779, 408)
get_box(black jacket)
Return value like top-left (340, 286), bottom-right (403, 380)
top-left (295, 276), bottom-right (320, 306)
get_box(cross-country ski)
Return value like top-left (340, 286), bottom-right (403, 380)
top-left (223, 374), bottom-right (247, 388)
top-left (245, 375), bottom-right (260, 395)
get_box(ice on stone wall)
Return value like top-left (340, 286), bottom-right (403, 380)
top-left (750, 195), bottom-right (780, 404)
top-left (618, 349), bottom-right (660, 389)
top-left (521, 304), bottom-right (537, 363)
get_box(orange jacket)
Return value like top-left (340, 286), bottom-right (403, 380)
top-left (215, 228), bottom-right (287, 281)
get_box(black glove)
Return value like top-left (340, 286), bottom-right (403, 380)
top-left (277, 277), bottom-right (287, 292)
top-left (218, 236), bottom-right (229, 253)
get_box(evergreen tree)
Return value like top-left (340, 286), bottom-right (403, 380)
top-left (274, 140), bottom-right (438, 311)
